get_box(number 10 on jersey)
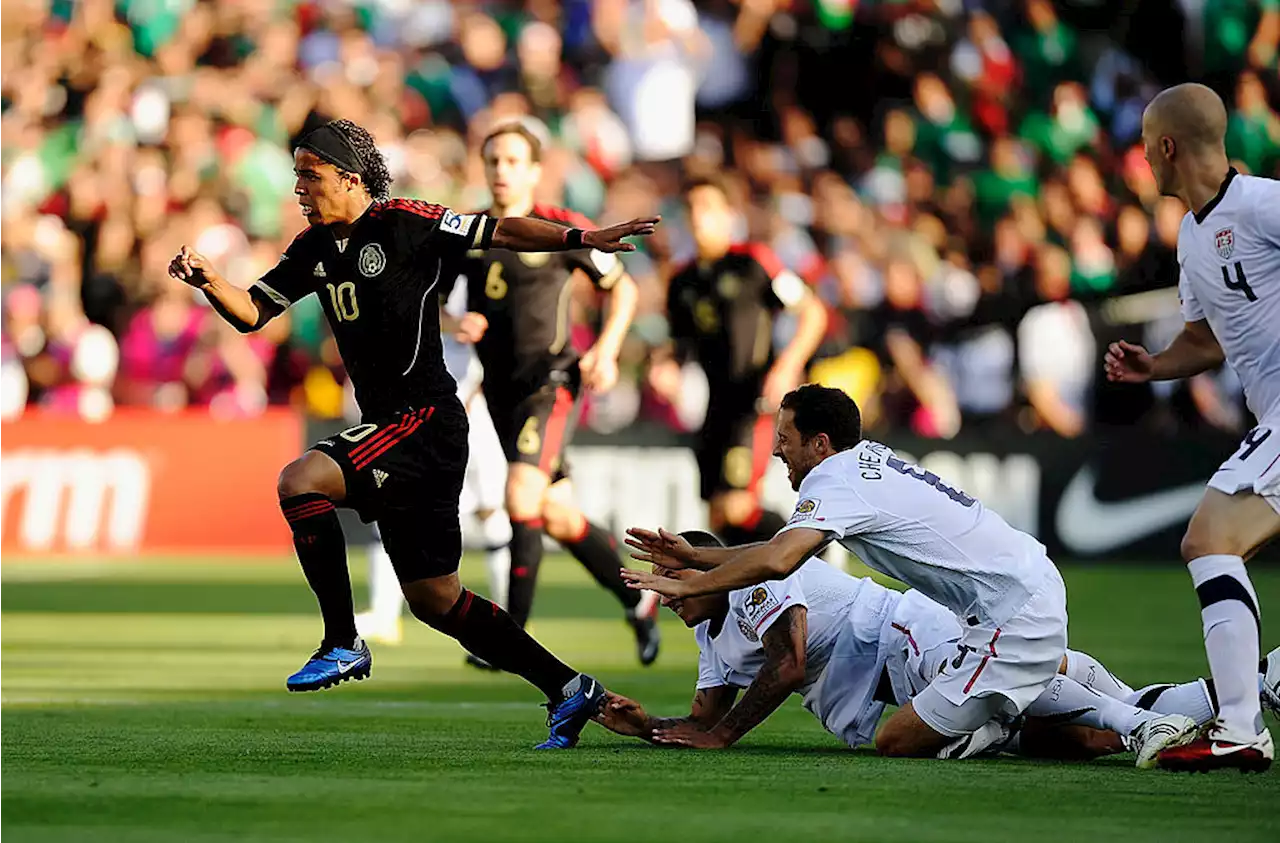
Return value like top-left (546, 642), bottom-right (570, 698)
top-left (327, 282), bottom-right (360, 321)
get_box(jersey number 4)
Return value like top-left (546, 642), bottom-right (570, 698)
top-left (886, 456), bottom-right (976, 507)
top-left (1221, 262), bottom-right (1258, 302)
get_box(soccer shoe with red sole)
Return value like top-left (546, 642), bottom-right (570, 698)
top-left (1157, 722), bottom-right (1273, 773)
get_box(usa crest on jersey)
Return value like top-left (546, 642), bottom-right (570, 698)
top-left (1215, 227), bottom-right (1234, 260)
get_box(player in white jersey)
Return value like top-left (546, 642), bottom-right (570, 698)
top-left (355, 275), bottom-right (512, 648)
top-left (1105, 83), bottom-right (1279, 772)
top-left (599, 531), bottom-right (1261, 765)
top-left (624, 385), bottom-right (1117, 758)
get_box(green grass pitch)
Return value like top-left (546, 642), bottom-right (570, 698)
top-left (3, 554), bottom-right (1278, 842)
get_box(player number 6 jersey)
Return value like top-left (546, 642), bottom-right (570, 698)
top-left (1177, 170), bottom-right (1280, 423)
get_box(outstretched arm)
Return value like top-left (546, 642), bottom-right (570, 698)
top-left (623, 528), bottom-right (828, 598)
top-left (594, 686), bottom-right (738, 742)
top-left (653, 607), bottom-right (809, 749)
top-left (490, 216), bottom-right (659, 253)
top-left (169, 246), bottom-right (280, 333)
top-left (625, 527), bottom-right (764, 571)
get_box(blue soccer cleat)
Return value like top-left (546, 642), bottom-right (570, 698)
top-left (536, 674), bottom-right (606, 749)
top-left (286, 638), bottom-right (372, 692)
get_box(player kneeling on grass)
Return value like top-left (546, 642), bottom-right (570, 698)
top-left (620, 385), bottom-right (1210, 762)
top-left (598, 531), bottom-right (1267, 766)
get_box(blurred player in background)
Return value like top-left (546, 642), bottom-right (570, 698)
top-left (1106, 83), bottom-right (1280, 772)
top-left (662, 176), bottom-right (828, 547)
top-left (355, 272), bottom-right (512, 646)
top-left (448, 119), bottom-right (661, 666)
top-left (170, 118), bottom-right (658, 748)
top-left (600, 531), bottom-right (1239, 767)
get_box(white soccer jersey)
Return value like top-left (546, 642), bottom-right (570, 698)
top-left (440, 273), bottom-right (480, 394)
top-left (1177, 170), bottom-right (1280, 423)
top-left (694, 559), bottom-right (898, 746)
top-left (779, 441), bottom-right (1056, 627)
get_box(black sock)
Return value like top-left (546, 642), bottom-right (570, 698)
top-left (282, 493), bottom-right (356, 648)
top-left (564, 521), bottom-right (640, 610)
top-left (507, 518), bottom-right (545, 628)
top-left (437, 589), bottom-right (577, 701)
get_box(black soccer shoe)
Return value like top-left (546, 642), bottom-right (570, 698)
top-left (627, 592), bottom-right (661, 667)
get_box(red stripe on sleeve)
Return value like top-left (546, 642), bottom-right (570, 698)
top-left (728, 242), bottom-right (785, 280)
top-left (375, 199), bottom-right (446, 220)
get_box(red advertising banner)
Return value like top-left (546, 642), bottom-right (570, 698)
top-left (1, 410), bottom-right (302, 555)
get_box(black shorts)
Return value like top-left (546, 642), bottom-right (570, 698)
top-left (486, 373), bottom-right (581, 482)
top-left (695, 407), bottom-right (775, 502)
top-left (312, 396), bottom-right (467, 582)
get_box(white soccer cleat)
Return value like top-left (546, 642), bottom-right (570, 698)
top-left (355, 612), bottom-right (403, 646)
top-left (937, 720), bottom-right (1011, 760)
top-left (1262, 646), bottom-right (1280, 720)
top-left (1130, 714), bottom-right (1199, 769)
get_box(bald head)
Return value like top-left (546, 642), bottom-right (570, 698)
top-left (1143, 83), bottom-right (1228, 152)
top-left (1141, 83), bottom-right (1231, 201)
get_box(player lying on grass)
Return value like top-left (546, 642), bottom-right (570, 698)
top-left (598, 530), bottom-right (1280, 764)
top-left (621, 385), bottom-right (1198, 762)
top-left (169, 118), bottom-right (656, 748)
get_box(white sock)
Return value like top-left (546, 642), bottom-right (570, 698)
top-left (1062, 649), bottom-right (1134, 699)
top-left (368, 539), bottom-right (403, 621)
top-left (1188, 554), bottom-right (1264, 735)
top-left (480, 509), bottom-right (512, 608)
top-left (1025, 676), bottom-right (1148, 736)
top-left (1126, 680), bottom-right (1216, 726)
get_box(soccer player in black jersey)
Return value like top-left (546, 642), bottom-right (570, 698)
top-left (663, 176), bottom-right (828, 546)
top-left (167, 119), bottom-right (657, 749)
top-left (447, 120), bottom-right (660, 666)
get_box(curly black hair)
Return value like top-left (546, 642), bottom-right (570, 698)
top-left (327, 119), bottom-right (392, 202)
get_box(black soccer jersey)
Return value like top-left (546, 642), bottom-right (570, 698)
top-left (459, 205), bottom-right (625, 397)
top-left (666, 242), bottom-right (807, 395)
top-left (253, 200), bottom-right (494, 418)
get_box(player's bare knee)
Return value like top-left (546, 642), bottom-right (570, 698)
top-left (1180, 523), bottom-right (1233, 562)
top-left (506, 470), bottom-right (548, 522)
top-left (277, 452), bottom-right (343, 501)
top-left (541, 500), bottom-right (583, 543)
top-left (402, 576), bottom-right (461, 622)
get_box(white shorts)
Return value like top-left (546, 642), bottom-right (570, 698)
top-left (459, 389), bottom-right (508, 517)
top-left (1207, 421), bottom-right (1280, 515)
top-left (911, 569), bottom-right (1068, 738)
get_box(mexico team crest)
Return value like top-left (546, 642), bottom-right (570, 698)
top-left (1215, 228), bottom-right (1234, 260)
top-left (359, 243), bottom-right (386, 277)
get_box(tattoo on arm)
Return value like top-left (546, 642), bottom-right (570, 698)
top-left (645, 687), bottom-right (737, 735)
top-left (714, 606), bottom-right (808, 744)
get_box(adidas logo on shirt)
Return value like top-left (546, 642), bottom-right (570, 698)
top-left (372, 469), bottom-right (389, 488)
top-left (314, 262), bottom-right (327, 277)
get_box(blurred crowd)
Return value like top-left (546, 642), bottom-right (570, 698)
top-left (2, 0), bottom-right (1278, 439)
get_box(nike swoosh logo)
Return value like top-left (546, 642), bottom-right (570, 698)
top-left (1055, 466), bottom-right (1205, 555)
top-left (1210, 741), bottom-right (1254, 756)
top-left (336, 659), bottom-right (364, 674)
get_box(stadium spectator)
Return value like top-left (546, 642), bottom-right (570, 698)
top-left (3, 0), bottom-right (1278, 442)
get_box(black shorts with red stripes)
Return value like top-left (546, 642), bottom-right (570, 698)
top-left (485, 370), bottom-right (580, 483)
top-left (695, 401), bottom-right (775, 502)
top-left (312, 394), bottom-right (468, 582)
